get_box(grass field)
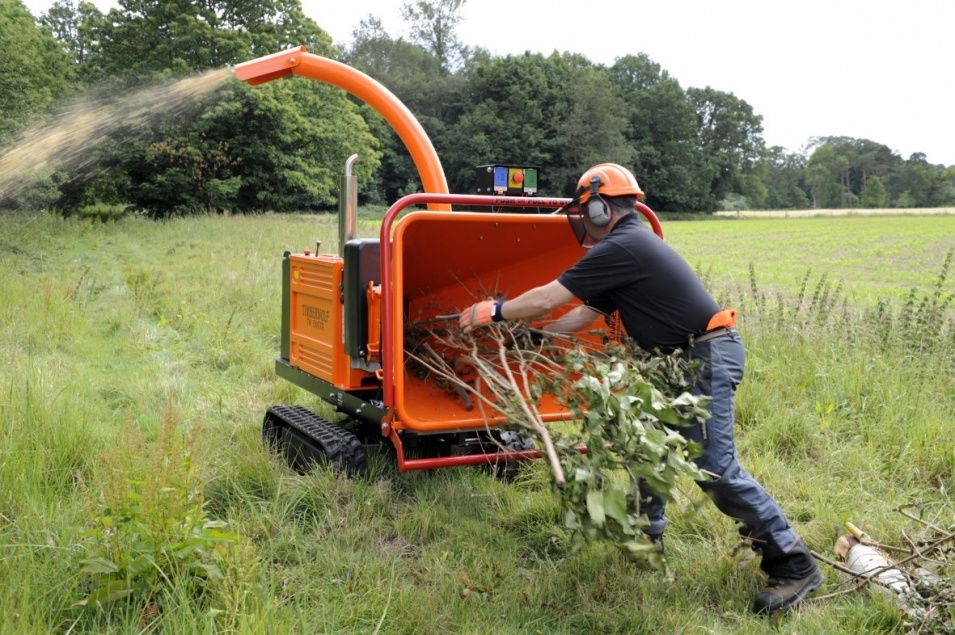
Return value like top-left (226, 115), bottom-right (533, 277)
top-left (0, 210), bottom-right (952, 634)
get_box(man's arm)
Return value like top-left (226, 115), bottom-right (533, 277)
top-left (499, 279), bottom-right (576, 320)
top-left (459, 279), bottom-right (577, 331)
top-left (542, 304), bottom-right (602, 334)
top-left (501, 279), bottom-right (603, 333)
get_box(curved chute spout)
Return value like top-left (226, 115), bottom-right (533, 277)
top-left (234, 46), bottom-right (450, 207)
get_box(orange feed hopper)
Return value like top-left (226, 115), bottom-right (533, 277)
top-left (390, 211), bottom-right (592, 432)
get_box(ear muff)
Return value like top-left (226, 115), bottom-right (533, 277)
top-left (585, 176), bottom-right (611, 227)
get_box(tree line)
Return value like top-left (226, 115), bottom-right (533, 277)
top-left (2, 0), bottom-right (953, 216)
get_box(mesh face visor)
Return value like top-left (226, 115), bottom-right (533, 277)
top-left (555, 199), bottom-right (596, 248)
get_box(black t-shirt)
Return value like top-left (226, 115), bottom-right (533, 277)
top-left (558, 214), bottom-right (720, 352)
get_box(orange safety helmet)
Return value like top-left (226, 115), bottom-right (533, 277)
top-left (576, 163), bottom-right (644, 204)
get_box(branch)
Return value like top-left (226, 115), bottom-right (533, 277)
top-left (492, 328), bottom-right (565, 487)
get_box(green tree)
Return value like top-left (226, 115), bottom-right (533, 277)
top-left (761, 146), bottom-right (809, 210)
top-left (853, 138), bottom-right (897, 193)
top-left (343, 14), bottom-right (461, 202)
top-left (34, 0), bottom-right (382, 215)
top-left (860, 174), bottom-right (886, 208)
top-left (87, 0), bottom-right (333, 79)
top-left (610, 54), bottom-right (710, 212)
top-left (443, 52), bottom-right (629, 197)
top-left (39, 0), bottom-right (104, 83)
top-left (441, 53), bottom-right (552, 193)
top-left (0, 0), bottom-right (74, 144)
top-left (687, 86), bottom-right (765, 211)
top-left (116, 79), bottom-right (381, 216)
top-left (807, 136), bottom-right (901, 208)
top-left (538, 54), bottom-right (633, 193)
top-left (892, 153), bottom-right (955, 208)
top-left (806, 144), bottom-right (850, 208)
top-left (400, 0), bottom-right (467, 73)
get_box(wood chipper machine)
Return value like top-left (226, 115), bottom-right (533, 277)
top-left (233, 47), bottom-right (663, 475)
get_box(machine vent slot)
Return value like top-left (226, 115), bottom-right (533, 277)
top-left (297, 343), bottom-right (333, 376)
top-left (297, 267), bottom-right (335, 290)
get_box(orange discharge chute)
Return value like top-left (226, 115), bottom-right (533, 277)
top-left (233, 46), bottom-right (450, 210)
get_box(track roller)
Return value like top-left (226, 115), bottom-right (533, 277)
top-left (263, 405), bottom-right (367, 476)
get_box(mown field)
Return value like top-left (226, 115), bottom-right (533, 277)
top-left (1, 210), bottom-right (953, 634)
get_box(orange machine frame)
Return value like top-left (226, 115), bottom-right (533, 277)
top-left (235, 49), bottom-right (665, 471)
top-left (287, 253), bottom-right (377, 390)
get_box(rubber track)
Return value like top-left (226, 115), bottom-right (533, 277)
top-left (263, 405), bottom-right (367, 476)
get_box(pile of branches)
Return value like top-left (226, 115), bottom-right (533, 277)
top-left (814, 505), bottom-right (955, 633)
top-left (406, 319), bottom-right (711, 570)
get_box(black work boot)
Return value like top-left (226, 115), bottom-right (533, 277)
top-left (752, 566), bottom-right (823, 614)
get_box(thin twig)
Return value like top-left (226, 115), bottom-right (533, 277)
top-left (898, 504), bottom-right (952, 536)
top-left (420, 343), bottom-right (472, 410)
top-left (404, 350), bottom-right (507, 418)
top-left (492, 329), bottom-right (566, 487)
top-left (809, 550), bottom-right (873, 600)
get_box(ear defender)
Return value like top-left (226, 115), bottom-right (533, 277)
top-left (585, 176), bottom-right (611, 227)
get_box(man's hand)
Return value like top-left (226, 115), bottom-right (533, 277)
top-left (459, 300), bottom-right (502, 332)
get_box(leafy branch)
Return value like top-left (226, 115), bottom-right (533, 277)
top-left (406, 319), bottom-right (711, 569)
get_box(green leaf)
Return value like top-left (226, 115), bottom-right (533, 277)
top-left (564, 509), bottom-right (581, 530)
top-left (173, 538), bottom-right (205, 558)
top-left (586, 489), bottom-right (606, 527)
top-left (194, 562), bottom-right (224, 580)
top-left (80, 581), bottom-right (135, 607)
top-left (80, 557), bottom-right (119, 575)
top-left (602, 489), bottom-right (629, 525)
top-left (126, 555), bottom-right (154, 576)
top-left (203, 529), bottom-right (239, 542)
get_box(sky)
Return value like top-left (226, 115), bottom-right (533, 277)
top-left (22, 0), bottom-right (955, 166)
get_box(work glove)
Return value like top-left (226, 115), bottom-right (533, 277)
top-left (459, 300), bottom-right (504, 332)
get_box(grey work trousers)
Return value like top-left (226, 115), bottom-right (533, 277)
top-left (639, 329), bottom-right (816, 578)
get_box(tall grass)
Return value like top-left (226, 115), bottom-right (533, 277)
top-left (0, 210), bottom-right (952, 634)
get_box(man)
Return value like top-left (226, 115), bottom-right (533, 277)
top-left (459, 163), bottom-right (823, 615)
